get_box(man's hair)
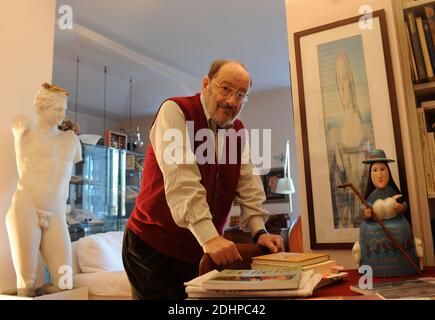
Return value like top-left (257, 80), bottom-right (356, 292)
top-left (34, 82), bottom-right (68, 112)
top-left (207, 59), bottom-right (252, 87)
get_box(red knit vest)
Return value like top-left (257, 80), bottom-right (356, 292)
top-left (127, 94), bottom-right (245, 264)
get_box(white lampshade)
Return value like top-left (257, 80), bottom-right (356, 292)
top-left (275, 139), bottom-right (295, 214)
top-left (276, 177), bottom-right (295, 195)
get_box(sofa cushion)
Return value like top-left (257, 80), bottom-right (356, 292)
top-left (74, 271), bottom-right (131, 298)
top-left (76, 231), bottom-right (124, 273)
top-left (71, 241), bottom-right (81, 275)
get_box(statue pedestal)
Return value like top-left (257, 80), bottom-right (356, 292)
top-left (0, 287), bottom-right (88, 300)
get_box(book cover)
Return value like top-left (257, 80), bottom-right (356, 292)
top-left (202, 268), bottom-right (301, 291)
top-left (185, 270), bottom-right (321, 299)
top-left (252, 252), bottom-right (330, 267)
top-left (349, 278), bottom-right (435, 299)
top-left (251, 259), bottom-right (337, 276)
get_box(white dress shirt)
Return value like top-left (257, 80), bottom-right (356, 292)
top-left (150, 94), bottom-right (269, 246)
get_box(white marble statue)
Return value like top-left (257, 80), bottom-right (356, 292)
top-left (6, 83), bottom-right (82, 297)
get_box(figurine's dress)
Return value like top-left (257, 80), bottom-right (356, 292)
top-left (359, 185), bottom-right (418, 276)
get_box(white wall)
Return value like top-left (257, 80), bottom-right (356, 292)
top-left (0, 0), bottom-right (56, 292)
top-left (285, 0), bottom-right (411, 268)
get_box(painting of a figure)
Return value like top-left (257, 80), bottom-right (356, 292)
top-left (317, 35), bottom-right (375, 229)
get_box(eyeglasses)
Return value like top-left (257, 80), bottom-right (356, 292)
top-left (214, 80), bottom-right (250, 104)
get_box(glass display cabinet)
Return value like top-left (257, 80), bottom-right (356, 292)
top-left (67, 143), bottom-right (145, 240)
top-left (120, 149), bottom-right (145, 219)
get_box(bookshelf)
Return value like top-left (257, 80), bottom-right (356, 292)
top-left (403, 0), bottom-right (435, 11)
top-left (394, 0), bottom-right (435, 264)
top-left (414, 81), bottom-right (435, 98)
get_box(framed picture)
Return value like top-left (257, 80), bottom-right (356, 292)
top-left (294, 10), bottom-right (408, 249)
top-left (262, 168), bottom-right (289, 203)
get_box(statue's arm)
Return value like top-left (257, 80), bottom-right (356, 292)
top-left (72, 133), bottom-right (83, 164)
top-left (12, 115), bottom-right (32, 136)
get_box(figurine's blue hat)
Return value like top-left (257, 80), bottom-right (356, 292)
top-left (362, 149), bottom-right (395, 164)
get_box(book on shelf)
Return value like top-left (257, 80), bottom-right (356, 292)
top-left (406, 10), bottom-right (428, 82)
top-left (405, 24), bottom-right (420, 83)
top-left (416, 16), bottom-right (435, 81)
top-left (251, 259), bottom-right (338, 276)
top-left (423, 19), bottom-right (435, 78)
top-left (201, 268), bottom-right (301, 291)
top-left (424, 5), bottom-right (435, 50)
top-left (417, 108), bottom-right (435, 194)
top-left (427, 131), bottom-right (435, 180)
top-left (422, 100), bottom-right (435, 132)
top-left (184, 269), bottom-right (322, 299)
top-left (349, 278), bottom-right (435, 299)
top-left (251, 251), bottom-right (330, 267)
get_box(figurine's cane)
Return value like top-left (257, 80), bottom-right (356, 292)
top-left (337, 183), bottom-right (421, 275)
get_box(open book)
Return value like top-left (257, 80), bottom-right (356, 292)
top-left (184, 270), bottom-right (322, 299)
top-left (202, 269), bottom-right (301, 290)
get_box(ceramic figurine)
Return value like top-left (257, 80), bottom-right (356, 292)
top-left (6, 83), bottom-right (82, 296)
top-left (352, 149), bottom-right (423, 276)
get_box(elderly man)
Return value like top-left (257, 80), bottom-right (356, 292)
top-left (122, 59), bottom-right (283, 299)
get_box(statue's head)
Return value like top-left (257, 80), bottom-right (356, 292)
top-left (34, 83), bottom-right (69, 125)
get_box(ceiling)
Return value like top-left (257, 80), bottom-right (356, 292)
top-left (52, 0), bottom-right (291, 122)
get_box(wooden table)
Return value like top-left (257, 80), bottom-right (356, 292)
top-left (312, 266), bottom-right (435, 298)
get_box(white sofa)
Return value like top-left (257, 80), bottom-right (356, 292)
top-left (71, 231), bottom-right (132, 300)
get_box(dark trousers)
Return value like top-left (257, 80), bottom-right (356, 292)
top-left (122, 227), bottom-right (199, 300)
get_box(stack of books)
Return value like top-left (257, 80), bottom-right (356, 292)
top-left (184, 269), bottom-right (323, 299)
top-left (251, 252), bottom-right (336, 275)
top-left (250, 252), bottom-right (347, 288)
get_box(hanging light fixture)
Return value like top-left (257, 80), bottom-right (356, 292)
top-left (129, 76), bottom-right (133, 133)
top-left (74, 57), bottom-right (80, 124)
top-left (76, 58), bottom-right (101, 145)
top-left (129, 77), bottom-right (143, 149)
top-left (276, 139), bottom-right (295, 211)
top-left (103, 65), bottom-right (107, 138)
